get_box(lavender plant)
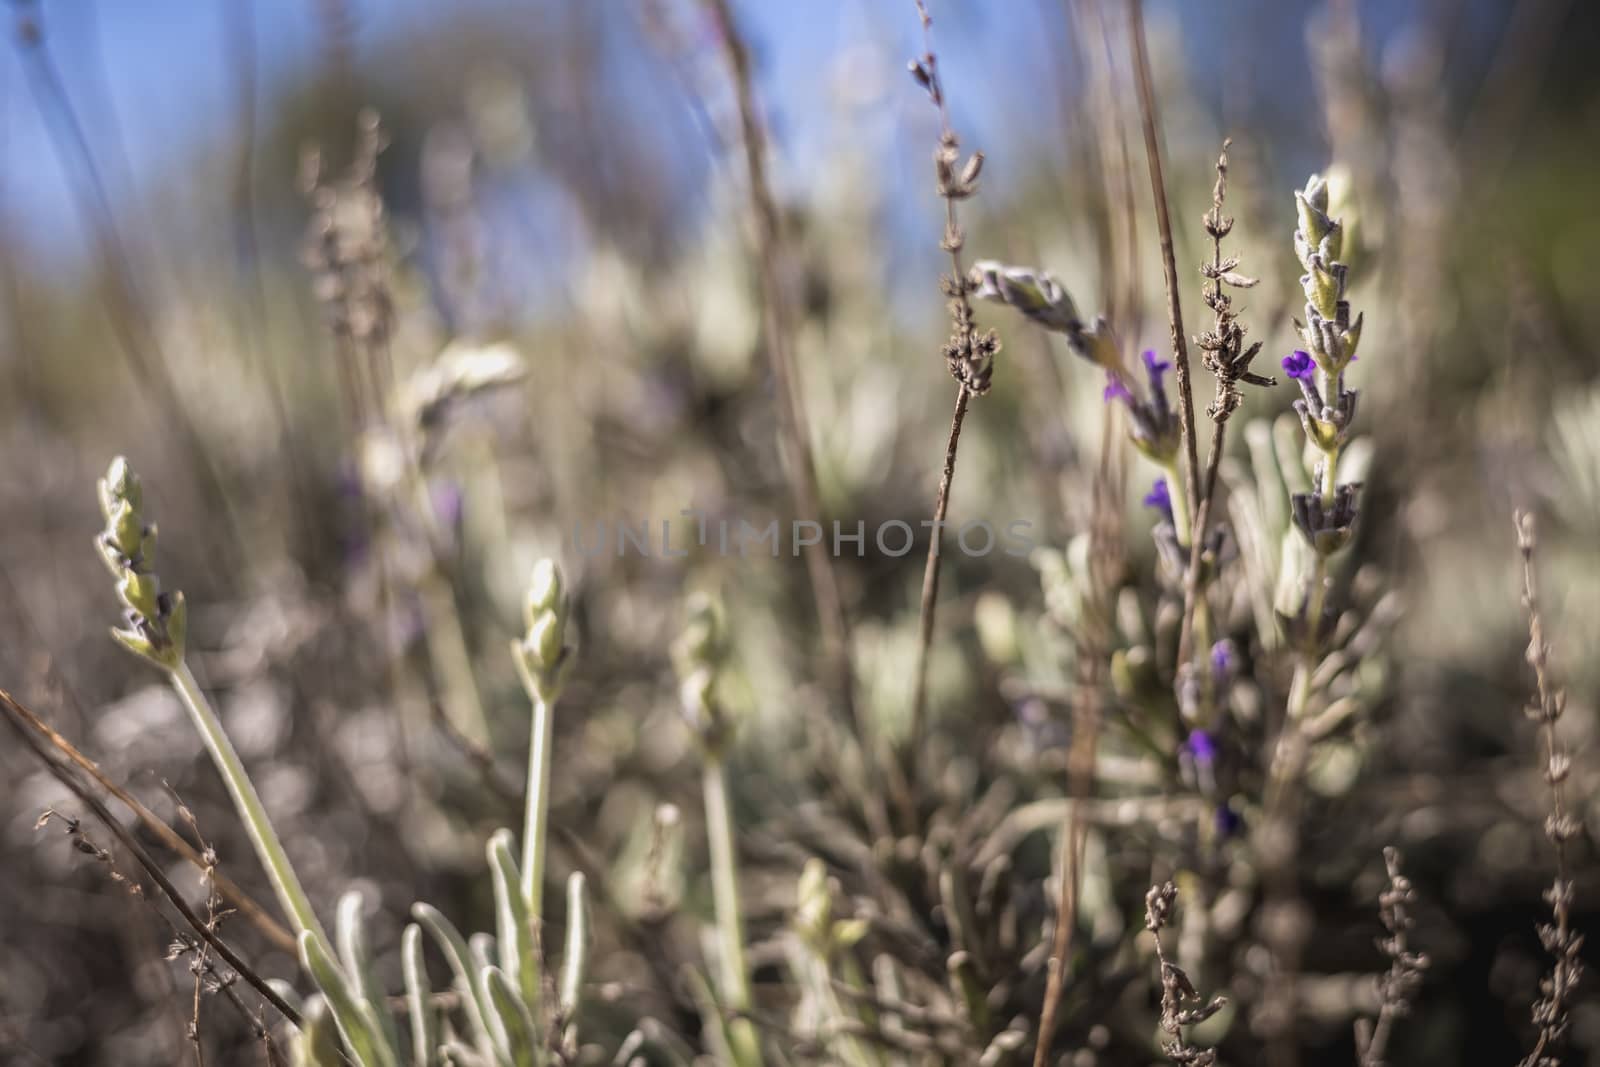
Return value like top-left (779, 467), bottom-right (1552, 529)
top-left (674, 592), bottom-right (764, 1067)
top-left (95, 457), bottom-right (328, 951)
top-left (1513, 511), bottom-right (1584, 1067)
top-left (1281, 172), bottom-right (1364, 650)
top-left (1354, 848), bottom-right (1429, 1067)
top-left (98, 462), bottom-right (592, 1066)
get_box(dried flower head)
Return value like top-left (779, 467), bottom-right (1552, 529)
top-left (1144, 881), bottom-right (1227, 1065)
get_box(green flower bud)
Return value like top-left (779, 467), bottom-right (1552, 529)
top-left (1340, 312), bottom-right (1364, 364)
top-left (107, 500), bottom-right (144, 559)
top-left (1318, 225), bottom-right (1343, 267)
top-left (99, 456), bottom-right (142, 518)
top-left (1295, 189), bottom-right (1328, 247)
top-left (523, 559), bottom-right (563, 631)
top-left (110, 625), bottom-right (160, 665)
top-left (795, 859), bottom-right (832, 948)
top-left (165, 592), bottom-right (187, 659)
top-left (675, 591), bottom-right (726, 670)
top-left (118, 571), bottom-right (162, 621)
top-left (528, 611), bottom-right (566, 673)
top-left (831, 918), bottom-right (869, 950)
top-left (1304, 264), bottom-right (1340, 321)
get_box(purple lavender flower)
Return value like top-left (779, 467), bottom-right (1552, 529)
top-left (1210, 639), bottom-right (1237, 684)
top-left (1107, 354), bottom-right (1180, 462)
top-left (1142, 348), bottom-right (1171, 380)
top-left (1214, 804), bottom-right (1243, 838)
top-left (1143, 478), bottom-right (1173, 522)
top-left (432, 480), bottom-right (465, 530)
top-left (1184, 728), bottom-right (1218, 766)
top-left (1282, 349), bottom-right (1315, 381)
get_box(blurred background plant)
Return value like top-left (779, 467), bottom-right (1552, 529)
top-left (0, 0), bottom-right (1597, 1064)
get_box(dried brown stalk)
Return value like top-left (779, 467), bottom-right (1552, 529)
top-left (1145, 882), bottom-right (1226, 1066)
top-left (1176, 140), bottom-right (1272, 683)
top-left (1127, 0), bottom-right (1200, 517)
top-left (1513, 510), bottom-right (1584, 1067)
top-left (0, 684), bottom-right (296, 952)
top-left (0, 687), bottom-right (305, 1034)
top-left (1032, 418), bottom-right (1120, 1067)
top-left (700, 0), bottom-right (862, 743)
top-left (1355, 847), bottom-right (1429, 1067)
top-left (907, 0), bottom-right (999, 755)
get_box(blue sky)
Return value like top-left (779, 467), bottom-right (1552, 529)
top-left (0, 0), bottom-right (1508, 271)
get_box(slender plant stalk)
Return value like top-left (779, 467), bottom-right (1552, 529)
top-left (511, 556), bottom-right (573, 1021)
top-left (1128, 0), bottom-right (1200, 515)
top-left (1033, 418), bottom-right (1120, 1067)
top-left (1260, 665), bottom-right (1313, 1067)
top-left (703, 752), bottom-right (764, 1067)
top-left (701, 0), bottom-right (861, 742)
top-left (170, 661), bottom-right (330, 950)
top-left (11, 10), bottom-right (246, 572)
top-left (1177, 141), bottom-right (1271, 679)
top-left (1513, 510), bottom-right (1582, 1067)
top-left (0, 687), bottom-right (305, 1032)
top-left (513, 663), bottom-right (555, 921)
top-left (910, 383), bottom-right (971, 748)
top-left (907, 0), bottom-right (996, 753)
top-left (0, 688), bottom-right (295, 952)
top-left (417, 569), bottom-right (493, 749)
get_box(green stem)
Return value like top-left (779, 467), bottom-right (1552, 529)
top-left (520, 687), bottom-right (554, 922)
top-left (1162, 459), bottom-right (1191, 549)
top-left (419, 569), bottom-right (492, 749)
top-left (703, 752), bottom-right (764, 1067)
top-left (170, 660), bottom-right (330, 950)
top-left (1303, 554), bottom-right (1330, 648)
top-left (1318, 446), bottom-right (1340, 504)
top-left (1193, 598), bottom-right (1214, 715)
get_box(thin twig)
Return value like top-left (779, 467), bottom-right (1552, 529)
top-left (8, 3), bottom-right (245, 571)
top-left (910, 382), bottom-right (971, 750)
top-left (0, 682), bottom-right (296, 952)
top-left (0, 687), bottom-right (305, 1033)
top-left (35, 807), bottom-right (287, 1065)
top-left (907, 0), bottom-right (996, 757)
top-left (1176, 140), bottom-right (1270, 681)
top-left (1127, 0), bottom-right (1200, 515)
top-left (1513, 510), bottom-right (1582, 1067)
top-left (1355, 848), bottom-right (1428, 1067)
top-left (1033, 416), bottom-right (1120, 1067)
top-left (701, 0), bottom-right (862, 743)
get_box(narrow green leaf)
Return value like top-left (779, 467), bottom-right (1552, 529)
top-left (487, 829), bottom-right (539, 1013)
top-left (484, 966), bottom-right (540, 1067)
top-left (412, 903), bottom-right (496, 1055)
top-left (338, 890), bottom-right (402, 1057)
top-left (558, 872), bottom-right (589, 1045)
top-left (403, 923), bottom-right (439, 1067)
top-left (299, 929), bottom-right (393, 1067)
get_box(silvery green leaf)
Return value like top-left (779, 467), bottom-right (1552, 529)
top-left (483, 966), bottom-right (540, 1067)
top-left (412, 903), bottom-right (496, 1054)
top-left (403, 923), bottom-right (439, 1067)
top-left (292, 993), bottom-right (344, 1067)
top-left (558, 872), bottom-right (589, 1042)
top-left (338, 890), bottom-right (401, 1056)
top-left (487, 829), bottom-right (539, 1011)
top-left (299, 930), bottom-right (395, 1067)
